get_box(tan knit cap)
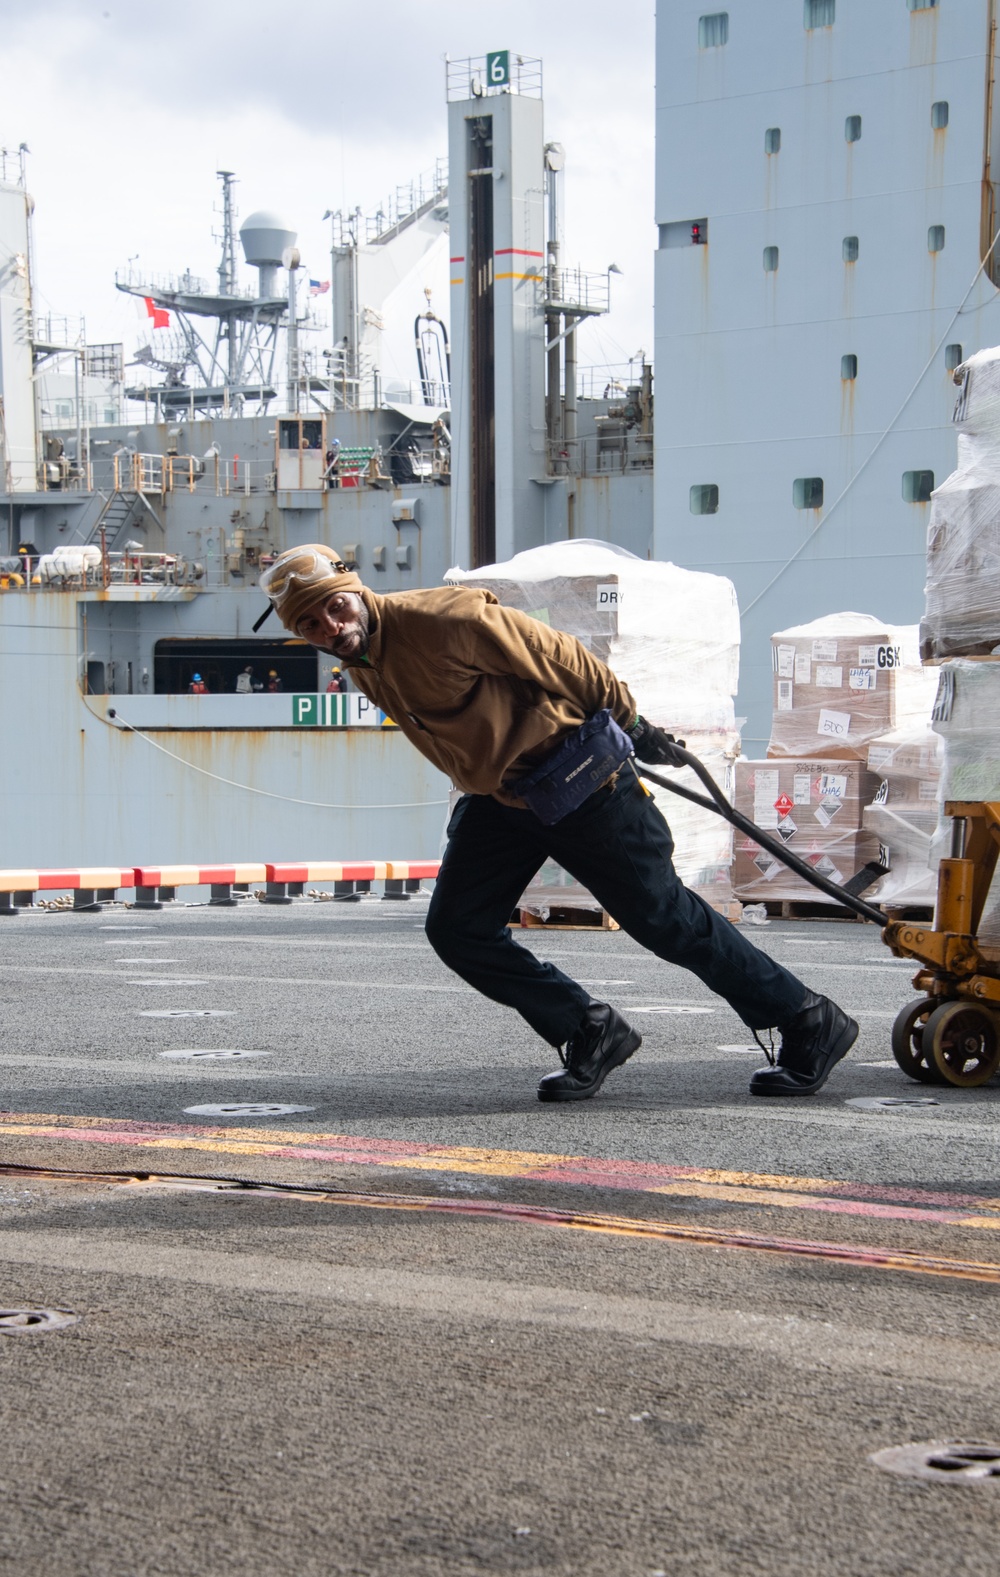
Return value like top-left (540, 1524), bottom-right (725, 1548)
top-left (261, 544), bottom-right (365, 632)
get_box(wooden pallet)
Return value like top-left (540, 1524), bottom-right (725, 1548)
top-left (759, 899), bottom-right (868, 922)
top-left (517, 906), bottom-right (620, 931)
top-left (516, 897), bottom-right (742, 931)
top-left (880, 903), bottom-right (934, 924)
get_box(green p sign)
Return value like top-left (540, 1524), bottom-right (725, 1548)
top-left (486, 50), bottom-right (509, 87)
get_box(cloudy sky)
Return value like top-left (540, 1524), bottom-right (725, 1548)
top-left (0, 0), bottom-right (656, 398)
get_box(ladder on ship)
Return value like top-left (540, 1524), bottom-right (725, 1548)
top-left (86, 489), bottom-right (164, 552)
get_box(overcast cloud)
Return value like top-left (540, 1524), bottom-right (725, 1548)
top-left (0, 0), bottom-right (655, 389)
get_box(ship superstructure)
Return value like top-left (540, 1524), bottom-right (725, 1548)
top-left (0, 55), bottom-right (656, 870)
top-left (654, 0), bottom-right (1000, 750)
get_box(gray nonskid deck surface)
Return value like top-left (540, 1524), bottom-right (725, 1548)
top-left (3, 905), bottom-right (1000, 1577)
top-left (0, 904), bottom-right (991, 1183)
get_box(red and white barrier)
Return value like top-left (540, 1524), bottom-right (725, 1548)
top-left (0, 867), bottom-right (136, 914)
top-left (132, 863), bottom-right (269, 910)
top-left (0, 860), bottom-right (439, 913)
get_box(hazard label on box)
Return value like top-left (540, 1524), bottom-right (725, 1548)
top-left (774, 794), bottom-right (794, 815)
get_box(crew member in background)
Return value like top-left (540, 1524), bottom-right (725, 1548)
top-left (17, 542), bottom-right (39, 578)
top-left (259, 545), bottom-right (858, 1103)
top-left (267, 669), bottom-right (283, 693)
top-left (188, 672), bottom-right (208, 695)
top-left (235, 665), bottom-right (255, 694)
top-left (326, 667), bottom-right (347, 694)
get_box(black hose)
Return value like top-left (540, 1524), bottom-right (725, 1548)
top-left (636, 749), bottom-right (887, 926)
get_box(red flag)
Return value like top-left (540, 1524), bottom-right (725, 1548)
top-left (144, 296), bottom-right (170, 330)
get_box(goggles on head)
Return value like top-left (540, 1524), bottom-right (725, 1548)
top-left (258, 547), bottom-right (347, 611)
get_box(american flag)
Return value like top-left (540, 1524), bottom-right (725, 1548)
top-left (309, 279), bottom-right (330, 296)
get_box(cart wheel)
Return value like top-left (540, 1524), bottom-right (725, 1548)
top-left (890, 999), bottom-right (945, 1084)
top-left (924, 1001), bottom-right (1000, 1087)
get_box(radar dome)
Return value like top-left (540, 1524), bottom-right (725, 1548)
top-left (239, 210), bottom-right (297, 267)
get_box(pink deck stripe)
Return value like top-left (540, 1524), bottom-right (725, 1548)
top-left (3, 1112), bottom-right (1000, 1229)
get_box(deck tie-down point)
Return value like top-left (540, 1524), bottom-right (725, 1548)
top-left (0, 1308), bottom-right (80, 1335)
top-left (871, 1441), bottom-right (1000, 1482)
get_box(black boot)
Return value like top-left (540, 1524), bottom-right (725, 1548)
top-left (537, 1002), bottom-right (642, 1103)
top-left (748, 990), bottom-right (858, 1097)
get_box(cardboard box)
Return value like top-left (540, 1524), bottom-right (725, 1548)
top-left (921, 481), bottom-right (1000, 661)
top-left (766, 619), bottom-right (938, 761)
top-left (767, 629), bottom-right (921, 759)
top-left (733, 758), bottom-right (881, 902)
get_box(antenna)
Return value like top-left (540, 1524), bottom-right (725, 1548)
top-left (216, 171), bottom-right (238, 297)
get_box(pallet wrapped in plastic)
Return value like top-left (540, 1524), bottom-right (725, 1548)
top-left (446, 540), bottom-right (740, 739)
top-left (930, 659), bottom-right (1000, 801)
top-left (733, 758), bottom-right (881, 904)
top-left (446, 541), bottom-right (741, 908)
top-left (766, 614), bottom-right (937, 761)
top-left (927, 659), bottom-right (1000, 941)
top-left (921, 347), bottom-right (1000, 662)
top-left (861, 726), bottom-right (942, 907)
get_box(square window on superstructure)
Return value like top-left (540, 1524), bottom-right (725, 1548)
top-left (765, 127), bottom-right (781, 154)
top-left (763, 245), bottom-right (779, 272)
top-left (843, 235), bottom-right (859, 262)
top-left (932, 101), bottom-right (949, 129)
top-left (793, 477), bottom-right (824, 509)
top-left (690, 484), bottom-right (719, 515)
top-left (841, 354), bottom-right (857, 380)
top-left (805, 0), bottom-right (835, 28)
top-left (928, 224), bottom-right (945, 252)
top-left (908, 0), bottom-right (938, 10)
top-left (902, 470), bottom-right (935, 503)
top-left (845, 115), bottom-right (862, 143)
top-left (698, 12), bottom-right (729, 47)
top-left (945, 343), bottom-right (963, 371)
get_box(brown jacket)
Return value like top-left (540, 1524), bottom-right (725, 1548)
top-left (344, 585), bottom-right (637, 802)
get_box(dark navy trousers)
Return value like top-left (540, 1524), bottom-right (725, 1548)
top-left (425, 769), bottom-right (808, 1047)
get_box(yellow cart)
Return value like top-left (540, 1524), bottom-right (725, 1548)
top-left (884, 802), bottom-right (1000, 1086)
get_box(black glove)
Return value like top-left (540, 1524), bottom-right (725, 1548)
top-left (628, 716), bottom-right (687, 767)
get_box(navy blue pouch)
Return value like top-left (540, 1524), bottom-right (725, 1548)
top-left (510, 709), bottom-right (635, 825)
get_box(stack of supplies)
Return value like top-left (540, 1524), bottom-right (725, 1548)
top-left (733, 758), bottom-right (881, 903)
top-left (862, 726), bottom-right (942, 908)
top-left (921, 346), bottom-right (1000, 661)
top-left (766, 614), bottom-right (936, 761)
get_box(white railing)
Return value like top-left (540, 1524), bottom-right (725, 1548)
top-left (445, 53), bottom-right (542, 101)
top-left (112, 451), bottom-right (275, 497)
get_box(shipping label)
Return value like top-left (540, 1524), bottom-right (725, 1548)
top-left (815, 665), bottom-right (843, 688)
top-left (849, 668), bottom-right (876, 691)
top-left (775, 644), bottom-right (796, 678)
top-left (859, 643), bottom-right (902, 669)
top-left (776, 679), bottom-right (794, 711)
top-left (812, 854), bottom-right (844, 885)
top-left (817, 707), bottom-right (851, 739)
top-left (794, 654), bottom-right (812, 685)
top-left (812, 639), bottom-right (838, 662)
top-left (819, 773), bottom-right (848, 799)
top-left (792, 773), bottom-right (812, 805)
